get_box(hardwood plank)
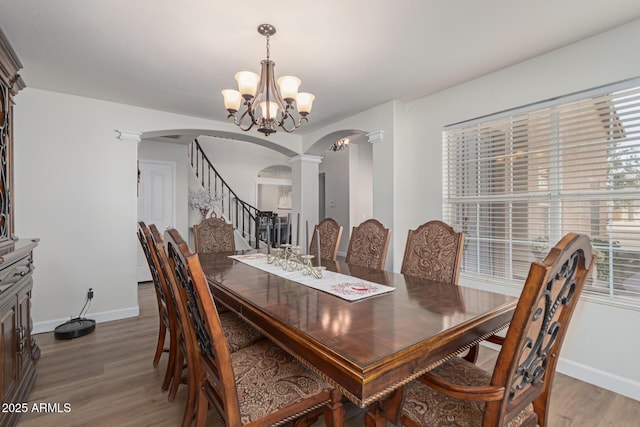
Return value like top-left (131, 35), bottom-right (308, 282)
top-left (15, 282), bottom-right (640, 426)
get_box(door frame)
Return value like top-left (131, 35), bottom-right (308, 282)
top-left (137, 159), bottom-right (176, 282)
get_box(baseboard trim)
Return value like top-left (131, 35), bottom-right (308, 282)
top-left (481, 342), bottom-right (640, 401)
top-left (557, 358), bottom-right (640, 402)
top-left (32, 306), bottom-right (140, 335)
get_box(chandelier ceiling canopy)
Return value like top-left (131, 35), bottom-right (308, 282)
top-left (221, 24), bottom-right (315, 137)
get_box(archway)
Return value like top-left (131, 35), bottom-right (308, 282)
top-left (256, 165), bottom-right (293, 216)
top-left (141, 128), bottom-right (299, 157)
top-left (304, 130), bottom-right (374, 255)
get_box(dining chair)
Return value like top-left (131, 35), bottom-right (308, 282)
top-left (400, 233), bottom-right (594, 427)
top-left (309, 217), bottom-right (343, 262)
top-left (137, 221), bottom-right (177, 394)
top-left (163, 227), bottom-right (344, 427)
top-left (401, 220), bottom-right (465, 284)
top-left (400, 220), bottom-right (480, 362)
top-left (193, 216), bottom-right (235, 253)
top-left (345, 218), bottom-right (391, 270)
top-left (154, 227), bottom-right (263, 426)
top-left (148, 224), bottom-right (187, 402)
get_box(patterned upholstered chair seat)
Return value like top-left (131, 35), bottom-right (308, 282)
top-left (403, 358), bottom-right (534, 427)
top-left (219, 311), bottom-right (263, 352)
top-left (227, 339), bottom-right (332, 425)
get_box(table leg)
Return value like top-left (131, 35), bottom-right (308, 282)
top-left (364, 387), bottom-right (406, 427)
top-left (364, 409), bottom-right (387, 427)
top-left (324, 389), bottom-right (345, 427)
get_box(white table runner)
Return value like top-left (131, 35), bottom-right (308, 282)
top-left (228, 253), bottom-right (394, 301)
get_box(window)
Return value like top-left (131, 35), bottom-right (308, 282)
top-left (443, 80), bottom-right (640, 303)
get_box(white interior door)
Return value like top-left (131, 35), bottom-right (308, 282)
top-left (137, 160), bottom-right (176, 282)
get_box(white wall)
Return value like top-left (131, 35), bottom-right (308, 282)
top-left (319, 149), bottom-right (350, 254)
top-left (303, 101), bottom-right (403, 270)
top-left (12, 17), bottom-right (640, 401)
top-left (13, 88), bottom-right (248, 332)
top-left (348, 136), bottom-right (374, 240)
top-left (257, 184), bottom-right (280, 212)
top-left (196, 136), bottom-right (290, 207)
top-left (398, 19), bottom-right (640, 400)
top-left (302, 16), bottom-right (640, 402)
top-left (290, 155), bottom-right (321, 247)
top-left (316, 135), bottom-right (374, 256)
top-left (138, 140), bottom-right (189, 236)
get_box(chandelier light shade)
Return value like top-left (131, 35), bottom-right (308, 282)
top-left (221, 24), bottom-right (315, 136)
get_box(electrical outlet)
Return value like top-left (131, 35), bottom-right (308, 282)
top-left (87, 288), bottom-right (94, 300)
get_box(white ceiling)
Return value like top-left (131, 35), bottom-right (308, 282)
top-left (2, 1), bottom-right (640, 135)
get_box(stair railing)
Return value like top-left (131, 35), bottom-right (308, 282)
top-left (189, 138), bottom-right (264, 248)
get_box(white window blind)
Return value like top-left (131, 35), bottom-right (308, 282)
top-left (443, 81), bottom-right (640, 302)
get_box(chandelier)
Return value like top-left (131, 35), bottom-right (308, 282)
top-left (221, 24), bottom-right (315, 137)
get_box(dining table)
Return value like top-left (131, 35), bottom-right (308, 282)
top-left (199, 250), bottom-right (517, 426)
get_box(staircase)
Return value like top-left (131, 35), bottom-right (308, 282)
top-left (189, 138), bottom-right (267, 249)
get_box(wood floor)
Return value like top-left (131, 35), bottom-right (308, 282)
top-left (17, 282), bottom-right (640, 426)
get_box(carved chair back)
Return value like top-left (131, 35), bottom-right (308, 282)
top-left (153, 227), bottom-right (203, 426)
top-left (138, 221), bottom-right (180, 385)
top-left (163, 228), bottom-right (242, 426)
top-left (149, 223), bottom-right (182, 330)
top-left (137, 221), bottom-right (169, 326)
top-left (193, 217), bottom-right (235, 253)
top-left (345, 219), bottom-right (391, 270)
top-left (401, 220), bottom-right (465, 283)
top-left (486, 233), bottom-right (593, 426)
top-left (148, 224), bottom-right (189, 398)
top-left (164, 228), bottom-right (344, 427)
top-left (309, 217), bottom-right (343, 261)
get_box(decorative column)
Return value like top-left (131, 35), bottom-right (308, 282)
top-left (289, 154), bottom-right (322, 251)
top-left (115, 130), bottom-right (142, 144)
top-left (115, 130), bottom-right (143, 195)
top-left (366, 130), bottom-right (384, 144)
top-left (368, 129), bottom-right (395, 270)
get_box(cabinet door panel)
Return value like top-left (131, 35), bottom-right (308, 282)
top-left (0, 299), bottom-right (17, 402)
top-left (17, 281), bottom-right (31, 376)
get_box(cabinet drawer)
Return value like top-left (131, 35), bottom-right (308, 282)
top-left (0, 258), bottom-right (33, 294)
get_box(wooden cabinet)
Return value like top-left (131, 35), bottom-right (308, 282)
top-left (0, 240), bottom-right (38, 427)
top-left (0, 28), bottom-right (39, 427)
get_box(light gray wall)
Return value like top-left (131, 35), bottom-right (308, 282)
top-left (258, 184), bottom-right (280, 212)
top-left (319, 150), bottom-right (350, 254)
top-left (304, 18), bottom-right (640, 401)
top-left (348, 137), bottom-right (374, 237)
top-left (303, 101), bottom-right (400, 270)
top-left (138, 140), bottom-right (189, 236)
top-left (400, 19), bottom-right (640, 400)
top-left (13, 88), bottom-right (245, 332)
top-left (12, 17), bottom-right (640, 402)
top-left (196, 136), bottom-right (291, 206)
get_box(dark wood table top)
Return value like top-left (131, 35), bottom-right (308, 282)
top-left (200, 251), bottom-right (517, 408)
